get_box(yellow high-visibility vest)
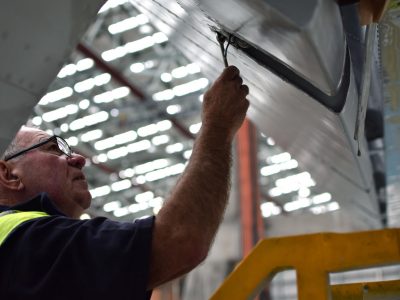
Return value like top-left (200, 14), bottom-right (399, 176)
top-left (0, 210), bottom-right (49, 246)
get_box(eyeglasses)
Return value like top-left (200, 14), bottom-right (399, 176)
top-left (4, 135), bottom-right (72, 161)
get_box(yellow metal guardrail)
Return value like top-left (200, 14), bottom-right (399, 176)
top-left (332, 279), bottom-right (400, 299)
top-left (210, 229), bottom-right (400, 300)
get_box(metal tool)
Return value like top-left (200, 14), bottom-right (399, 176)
top-left (216, 32), bottom-right (231, 67)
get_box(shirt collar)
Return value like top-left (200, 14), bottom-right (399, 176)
top-left (0, 192), bottom-right (66, 216)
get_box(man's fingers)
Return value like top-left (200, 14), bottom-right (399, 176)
top-left (240, 84), bottom-right (249, 96)
top-left (221, 65), bottom-right (240, 80)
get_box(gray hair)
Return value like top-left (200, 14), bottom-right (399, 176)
top-left (1, 125), bottom-right (39, 161)
top-left (1, 135), bottom-right (23, 161)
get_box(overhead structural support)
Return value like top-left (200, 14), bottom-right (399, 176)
top-left (236, 119), bottom-right (263, 256)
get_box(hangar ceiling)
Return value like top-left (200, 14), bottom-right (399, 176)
top-left (29, 0), bottom-right (341, 224)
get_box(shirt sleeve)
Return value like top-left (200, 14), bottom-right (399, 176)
top-left (0, 215), bottom-right (155, 300)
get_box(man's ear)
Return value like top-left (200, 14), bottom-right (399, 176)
top-left (0, 161), bottom-right (24, 190)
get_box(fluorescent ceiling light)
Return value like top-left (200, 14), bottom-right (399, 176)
top-left (138, 124), bottom-right (158, 137)
top-left (327, 201), bottom-right (340, 211)
top-left (152, 32), bottom-right (168, 43)
top-left (152, 89), bottom-right (174, 101)
top-left (125, 36), bottom-right (154, 53)
top-left (113, 207), bottom-right (130, 217)
top-left (57, 64), bottom-right (76, 78)
top-left (94, 73), bottom-right (111, 86)
top-left (96, 153), bottom-right (108, 163)
top-left (99, 0), bottom-right (128, 14)
top-left (119, 168), bottom-right (135, 178)
top-left (152, 135), bottom-right (170, 146)
top-left (284, 198), bottom-right (312, 212)
top-left (312, 192), bottom-right (332, 205)
top-left (135, 191), bottom-right (154, 203)
top-left (31, 116), bottom-right (42, 126)
top-left (94, 130), bottom-right (137, 150)
top-left (144, 163), bottom-right (185, 182)
top-left (80, 214), bottom-right (91, 220)
top-left (93, 87), bottom-right (130, 104)
top-left (80, 129), bottom-right (103, 142)
top-left (76, 58), bottom-right (94, 71)
top-left (107, 146), bottom-right (129, 160)
top-left (171, 66), bottom-right (188, 79)
top-left (60, 124), bottom-right (69, 132)
top-left (74, 78), bottom-right (94, 93)
top-left (173, 78), bottom-right (209, 97)
top-left (189, 122), bottom-right (202, 134)
top-left (130, 63), bottom-right (145, 73)
top-left (127, 140), bottom-right (151, 153)
top-left (69, 111), bottom-right (109, 131)
top-left (157, 120), bottom-right (172, 131)
top-left (267, 137), bottom-right (276, 146)
top-left (90, 185), bottom-right (111, 198)
top-left (66, 136), bottom-right (78, 146)
top-left (79, 99), bottom-right (90, 110)
top-left (268, 152), bottom-right (291, 164)
top-left (102, 46), bottom-right (127, 62)
top-left (260, 159), bottom-right (298, 176)
top-left (298, 187), bottom-right (311, 198)
top-left (39, 87), bottom-right (73, 105)
top-left (108, 14), bottom-right (149, 35)
top-left (161, 73), bottom-right (172, 83)
top-left (310, 202), bottom-right (339, 215)
top-left (260, 202), bottom-right (281, 218)
top-left (134, 159), bottom-right (169, 175)
top-left (166, 104), bottom-right (182, 115)
top-left (103, 201), bottom-right (121, 212)
top-left (186, 63), bottom-right (201, 74)
top-left (166, 143), bottom-right (184, 154)
top-left (275, 172), bottom-right (315, 191)
top-left (101, 32), bottom-right (167, 62)
top-left (183, 150), bottom-right (192, 160)
top-left (111, 179), bottom-right (132, 192)
top-left (58, 58), bottom-right (94, 79)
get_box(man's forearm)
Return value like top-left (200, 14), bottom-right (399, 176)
top-left (147, 127), bottom-right (233, 288)
top-left (164, 126), bottom-right (232, 245)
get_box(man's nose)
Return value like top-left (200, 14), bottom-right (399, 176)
top-left (67, 153), bottom-right (86, 169)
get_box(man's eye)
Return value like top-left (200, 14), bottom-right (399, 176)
top-left (46, 144), bottom-right (61, 153)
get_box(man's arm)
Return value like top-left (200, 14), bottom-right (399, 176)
top-left (147, 66), bottom-right (249, 288)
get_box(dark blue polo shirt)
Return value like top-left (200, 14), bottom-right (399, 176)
top-left (0, 193), bottom-right (154, 300)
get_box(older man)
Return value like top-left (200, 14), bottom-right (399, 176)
top-left (0, 66), bottom-right (249, 299)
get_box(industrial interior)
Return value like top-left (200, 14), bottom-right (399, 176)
top-left (1, 0), bottom-right (400, 299)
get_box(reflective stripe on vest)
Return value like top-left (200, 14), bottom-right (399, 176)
top-left (0, 210), bottom-right (49, 246)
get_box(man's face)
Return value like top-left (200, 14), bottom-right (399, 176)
top-left (9, 128), bottom-right (91, 218)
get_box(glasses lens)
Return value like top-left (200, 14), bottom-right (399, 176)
top-left (56, 137), bottom-right (71, 156)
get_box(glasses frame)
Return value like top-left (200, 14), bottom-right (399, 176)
top-left (4, 135), bottom-right (72, 161)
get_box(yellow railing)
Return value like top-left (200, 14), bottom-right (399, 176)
top-left (210, 229), bottom-right (400, 300)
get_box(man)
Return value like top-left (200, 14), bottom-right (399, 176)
top-left (0, 66), bottom-right (249, 299)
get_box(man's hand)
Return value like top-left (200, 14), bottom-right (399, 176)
top-left (202, 66), bottom-right (250, 141)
